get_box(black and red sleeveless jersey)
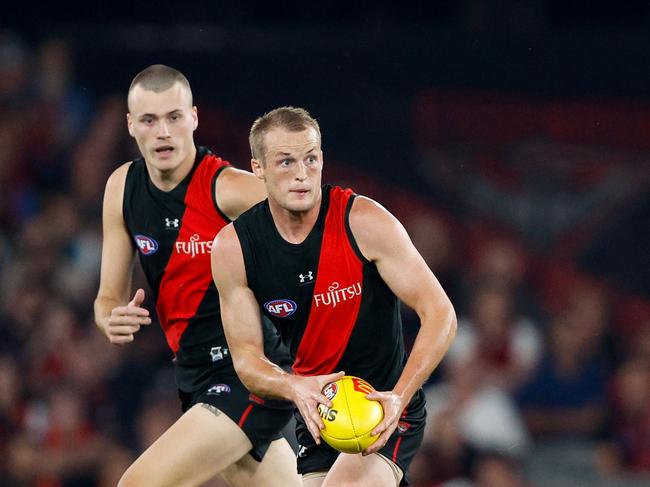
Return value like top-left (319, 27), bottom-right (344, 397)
top-left (123, 146), bottom-right (289, 392)
top-left (234, 185), bottom-right (406, 392)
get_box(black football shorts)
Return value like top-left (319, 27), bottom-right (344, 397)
top-left (179, 370), bottom-right (295, 461)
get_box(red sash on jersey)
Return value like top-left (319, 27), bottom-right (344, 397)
top-left (156, 154), bottom-right (230, 353)
top-left (293, 187), bottom-right (363, 375)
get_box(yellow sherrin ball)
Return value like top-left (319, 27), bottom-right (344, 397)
top-left (318, 376), bottom-right (384, 454)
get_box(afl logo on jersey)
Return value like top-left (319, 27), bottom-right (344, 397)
top-left (264, 299), bottom-right (297, 318)
top-left (135, 235), bottom-right (158, 255)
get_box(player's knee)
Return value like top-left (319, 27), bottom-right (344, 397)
top-left (322, 480), bottom-right (364, 487)
top-left (117, 465), bottom-right (148, 487)
top-left (325, 479), bottom-right (396, 487)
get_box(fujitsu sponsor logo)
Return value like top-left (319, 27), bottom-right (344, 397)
top-left (313, 281), bottom-right (362, 308)
top-left (175, 234), bottom-right (213, 258)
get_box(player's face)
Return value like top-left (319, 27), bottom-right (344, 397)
top-left (254, 127), bottom-right (323, 214)
top-left (127, 82), bottom-right (197, 175)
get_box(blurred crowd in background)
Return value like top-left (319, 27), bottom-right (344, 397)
top-left (1, 4), bottom-right (650, 486)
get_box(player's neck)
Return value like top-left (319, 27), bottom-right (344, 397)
top-left (147, 145), bottom-right (197, 192)
top-left (269, 195), bottom-right (321, 245)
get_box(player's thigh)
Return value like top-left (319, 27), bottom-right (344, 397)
top-left (119, 403), bottom-right (252, 487)
top-left (220, 437), bottom-right (300, 487)
top-left (320, 452), bottom-right (402, 487)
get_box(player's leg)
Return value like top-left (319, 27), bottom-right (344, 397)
top-left (301, 470), bottom-right (328, 486)
top-left (299, 453), bottom-right (402, 487)
top-left (321, 452), bottom-right (402, 487)
top-left (294, 409), bottom-right (339, 487)
top-left (118, 403), bottom-right (251, 487)
top-left (219, 395), bottom-right (300, 486)
top-left (220, 437), bottom-right (300, 487)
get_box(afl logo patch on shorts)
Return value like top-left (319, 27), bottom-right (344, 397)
top-left (207, 384), bottom-right (231, 396)
top-left (397, 420), bottom-right (411, 433)
top-left (264, 299), bottom-right (297, 318)
top-left (135, 235), bottom-right (158, 255)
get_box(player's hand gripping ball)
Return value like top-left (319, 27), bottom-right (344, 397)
top-left (318, 376), bottom-right (384, 453)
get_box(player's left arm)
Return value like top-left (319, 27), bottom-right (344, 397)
top-left (348, 196), bottom-right (457, 454)
top-left (214, 167), bottom-right (267, 220)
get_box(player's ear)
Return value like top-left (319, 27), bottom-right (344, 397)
top-left (192, 106), bottom-right (198, 131)
top-left (126, 113), bottom-right (134, 137)
top-left (251, 158), bottom-right (264, 179)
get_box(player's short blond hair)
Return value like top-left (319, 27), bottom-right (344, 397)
top-left (249, 106), bottom-right (321, 163)
top-left (128, 64), bottom-right (193, 109)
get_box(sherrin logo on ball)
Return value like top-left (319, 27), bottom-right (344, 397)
top-left (318, 376), bottom-right (384, 454)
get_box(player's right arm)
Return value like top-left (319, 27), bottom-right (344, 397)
top-left (94, 163), bottom-right (151, 345)
top-left (211, 224), bottom-right (344, 443)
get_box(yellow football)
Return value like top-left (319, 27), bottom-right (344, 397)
top-left (318, 376), bottom-right (384, 454)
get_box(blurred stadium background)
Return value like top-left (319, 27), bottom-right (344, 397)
top-left (1, 2), bottom-right (649, 486)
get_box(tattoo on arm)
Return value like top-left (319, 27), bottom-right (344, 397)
top-left (200, 403), bottom-right (222, 417)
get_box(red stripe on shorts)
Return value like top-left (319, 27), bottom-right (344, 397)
top-left (238, 404), bottom-right (254, 428)
top-left (392, 436), bottom-right (403, 463)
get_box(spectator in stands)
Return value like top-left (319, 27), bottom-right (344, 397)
top-left (6, 385), bottom-right (110, 485)
top-left (415, 350), bottom-right (530, 484)
top-left (405, 211), bottom-right (461, 304)
top-left (471, 453), bottom-right (530, 487)
top-left (403, 211), bottom-right (462, 360)
top-left (446, 281), bottom-right (542, 391)
top-left (516, 308), bottom-right (608, 439)
top-left (425, 357), bottom-right (530, 457)
top-left (466, 236), bottom-right (542, 322)
top-left (596, 356), bottom-right (650, 475)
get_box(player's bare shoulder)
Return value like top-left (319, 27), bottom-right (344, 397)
top-left (212, 221), bottom-right (239, 252)
top-left (104, 161), bottom-right (134, 198)
top-left (348, 195), bottom-right (407, 262)
top-left (101, 161), bottom-right (136, 229)
top-left (214, 166), bottom-right (266, 220)
top-left (211, 223), bottom-right (247, 285)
